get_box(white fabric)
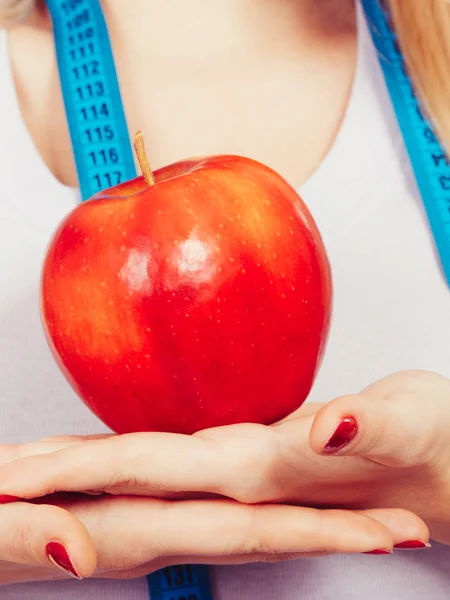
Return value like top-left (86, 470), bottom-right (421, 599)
top-left (1, 3), bottom-right (450, 598)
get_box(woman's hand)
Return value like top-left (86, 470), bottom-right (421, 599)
top-left (0, 429), bottom-right (430, 585)
top-left (307, 369), bottom-right (450, 544)
top-left (37, 492), bottom-right (428, 581)
top-left (1, 367), bottom-right (448, 581)
top-left (0, 494), bottom-right (96, 584)
top-left (0, 499), bottom-right (97, 584)
top-left (0, 443), bottom-right (95, 584)
top-left (0, 489), bottom-right (429, 584)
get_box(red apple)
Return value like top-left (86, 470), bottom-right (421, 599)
top-left (41, 136), bottom-right (332, 435)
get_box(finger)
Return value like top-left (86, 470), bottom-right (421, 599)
top-left (309, 372), bottom-right (449, 467)
top-left (74, 496), bottom-right (398, 569)
top-left (0, 418), bottom-right (359, 504)
top-left (0, 432), bottom-right (235, 500)
top-left (0, 442), bottom-right (81, 470)
top-left (39, 434), bottom-right (114, 442)
top-left (0, 437), bottom-right (112, 469)
top-left (86, 505), bottom-right (430, 580)
top-left (0, 502), bottom-right (96, 578)
top-left (356, 508), bottom-right (429, 547)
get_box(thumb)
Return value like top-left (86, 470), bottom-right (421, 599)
top-left (0, 500), bottom-right (97, 579)
top-left (309, 372), bottom-right (449, 467)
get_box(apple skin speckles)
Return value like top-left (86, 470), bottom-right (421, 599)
top-left (41, 154), bottom-right (332, 435)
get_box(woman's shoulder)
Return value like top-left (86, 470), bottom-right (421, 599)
top-left (0, 28), bottom-right (30, 200)
top-left (0, 26), bottom-right (78, 239)
top-left (0, 29), bottom-right (16, 126)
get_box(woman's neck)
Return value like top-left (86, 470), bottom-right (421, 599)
top-left (10, 0), bottom-right (356, 189)
top-left (102, 0), bottom-right (354, 63)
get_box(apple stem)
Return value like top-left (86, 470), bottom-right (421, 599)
top-left (133, 131), bottom-right (155, 186)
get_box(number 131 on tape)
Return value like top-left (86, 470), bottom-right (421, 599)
top-left (148, 565), bottom-right (213, 600)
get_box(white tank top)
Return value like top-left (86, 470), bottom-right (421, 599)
top-left (1, 4), bottom-right (450, 599)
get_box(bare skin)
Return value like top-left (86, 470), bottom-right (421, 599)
top-left (7, 0), bottom-right (356, 189)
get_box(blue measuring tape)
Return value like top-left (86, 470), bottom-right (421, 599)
top-left (147, 565), bottom-right (212, 600)
top-left (45, 1), bottom-right (213, 599)
top-left (362, 0), bottom-right (450, 286)
top-left (46, 0), bottom-right (136, 200)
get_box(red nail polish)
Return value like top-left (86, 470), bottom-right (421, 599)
top-left (363, 549), bottom-right (393, 555)
top-left (0, 495), bottom-right (21, 504)
top-left (323, 417), bottom-right (358, 453)
top-left (46, 542), bottom-right (82, 579)
top-left (394, 540), bottom-right (431, 550)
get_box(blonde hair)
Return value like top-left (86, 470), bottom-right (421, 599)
top-left (388, 0), bottom-right (450, 150)
top-left (1, 0), bottom-right (450, 149)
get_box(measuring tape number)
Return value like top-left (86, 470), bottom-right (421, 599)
top-left (148, 565), bottom-right (212, 600)
top-left (47, 0), bottom-right (137, 200)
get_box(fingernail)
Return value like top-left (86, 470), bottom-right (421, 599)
top-left (363, 548), bottom-right (393, 555)
top-left (323, 417), bottom-right (358, 453)
top-left (46, 542), bottom-right (82, 579)
top-left (0, 495), bottom-right (21, 504)
top-left (394, 540), bottom-right (431, 550)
